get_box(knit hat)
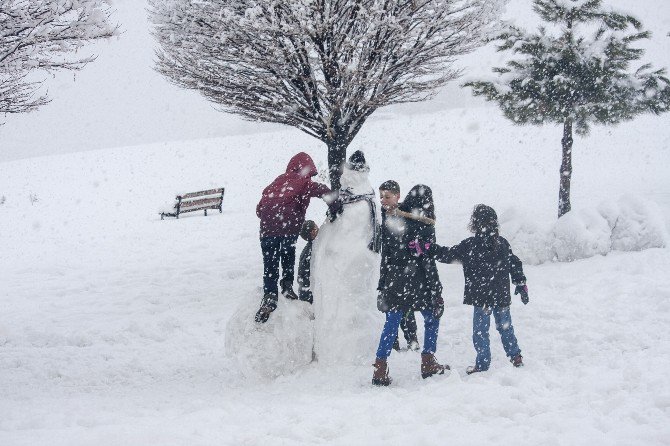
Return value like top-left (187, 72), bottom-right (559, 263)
top-left (346, 150), bottom-right (369, 172)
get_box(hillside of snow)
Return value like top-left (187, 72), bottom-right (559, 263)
top-left (1, 105), bottom-right (669, 445)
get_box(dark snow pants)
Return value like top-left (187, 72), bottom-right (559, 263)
top-left (400, 311), bottom-right (418, 344)
top-left (261, 235), bottom-right (298, 297)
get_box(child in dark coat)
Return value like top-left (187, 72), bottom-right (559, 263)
top-left (297, 220), bottom-right (319, 304)
top-left (372, 183), bottom-right (448, 386)
top-left (414, 204), bottom-right (529, 374)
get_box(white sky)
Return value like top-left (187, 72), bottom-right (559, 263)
top-left (1, 0), bottom-right (668, 162)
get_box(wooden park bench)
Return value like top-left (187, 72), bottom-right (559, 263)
top-left (160, 188), bottom-right (225, 220)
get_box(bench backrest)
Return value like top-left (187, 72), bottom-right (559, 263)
top-left (178, 188), bottom-right (224, 200)
top-left (175, 188), bottom-right (224, 212)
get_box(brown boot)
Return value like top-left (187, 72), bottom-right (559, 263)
top-left (421, 353), bottom-right (449, 379)
top-left (372, 358), bottom-right (392, 386)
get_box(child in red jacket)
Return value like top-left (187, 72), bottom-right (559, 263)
top-left (255, 152), bottom-right (339, 323)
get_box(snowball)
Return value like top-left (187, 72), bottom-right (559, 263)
top-left (225, 295), bottom-right (315, 379)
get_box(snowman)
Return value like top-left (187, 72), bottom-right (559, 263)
top-left (311, 150), bottom-right (383, 366)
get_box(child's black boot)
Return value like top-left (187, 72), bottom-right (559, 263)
top-left (280, 279), bottom-right (299, 300)
top-left (254, 293), bottom-right (278, 323)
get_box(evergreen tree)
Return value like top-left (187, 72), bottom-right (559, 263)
top-left (465, 0), bottom-right (670, 217)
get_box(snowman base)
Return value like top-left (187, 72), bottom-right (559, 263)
top-left (225, 294), bottom-right (315, 379)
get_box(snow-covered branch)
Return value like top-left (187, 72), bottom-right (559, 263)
top-left (149, 0), bottom-right (505, 188)
top-left (0, 0), bottom-right (119, 116)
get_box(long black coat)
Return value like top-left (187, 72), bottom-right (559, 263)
top-left (377, 209), bottom-right (442, 312)
top-left (431, 235), bottom-right (525, 308)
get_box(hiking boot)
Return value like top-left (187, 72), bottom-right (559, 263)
top-left (421, 353), bottom-right (449, 379)
top-left (466, 365), bottom-right (487, 375)
top-left (511, 354), bottom-right (524, 368)
top-left (280, 279), bottom-right (299, 300)
top-left (254, 293), bottom-right (278, 323)
top-left (392, 337), bottom-right (401, 352)
top-left (372, 358), bottom-right (392, 386)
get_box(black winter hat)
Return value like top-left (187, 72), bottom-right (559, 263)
top-left (400, 184), bottom-right (435, 220)
top-left (346, 150), bottom-right (369, 172)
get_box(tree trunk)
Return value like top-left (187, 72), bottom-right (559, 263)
top-left (326, 139), bottom-right (347, 192)
top-left (558, 118), bottom-right (573, 218)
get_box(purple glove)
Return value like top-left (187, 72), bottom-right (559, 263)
top-left (408, 240), bottom-right (431, 257)
top-left (514, 284), bottom-right (529, 304)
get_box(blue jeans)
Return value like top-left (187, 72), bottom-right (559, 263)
top-left (376, 310), bottom-right (440, 359)
top-left (472, 306), bottom-right (521, 370)
top-left (260, 235), bottom-right (298, 296)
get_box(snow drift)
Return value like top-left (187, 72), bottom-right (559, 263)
top-left (501, 195), bottom-right (668, 264)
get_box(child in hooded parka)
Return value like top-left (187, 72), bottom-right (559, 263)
top-left (254, 152), bottom-right (340, 323)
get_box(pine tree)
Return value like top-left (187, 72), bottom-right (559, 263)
top-left (465, 0), bottom-right (670, 218)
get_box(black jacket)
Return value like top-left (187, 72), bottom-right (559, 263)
top-left (431, 234), bottom-right (525, 308)
top-left (297, 240), bottom-right (313, 303)
top-left (378, 209), bottom-right (442, 312)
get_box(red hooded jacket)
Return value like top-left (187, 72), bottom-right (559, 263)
top-left (256, 152), bottom-right (332, 237)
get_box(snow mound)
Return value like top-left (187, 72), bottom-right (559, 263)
top-left (600, 196), bottom-right (668, 252)
top-left (501, 196), bottom-right (667, 264)
top-left (499, 208), bottom-right (553, 264)
top-left (551, 208), bottom-right (612, 262)
top-left (225, 295), bottom-right (315, 379)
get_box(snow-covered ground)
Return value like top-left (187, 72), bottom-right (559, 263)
top-left (1, 106), bottom-right (669, 445)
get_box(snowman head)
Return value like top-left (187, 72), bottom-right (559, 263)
top-left (340, 150), bottom-right (371, 191)
top-left (346, 150), bottom-right (369, 172)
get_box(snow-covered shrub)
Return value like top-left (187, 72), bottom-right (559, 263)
top-left (499, 196), bottom-right (667, 264)
top-left (499, 208), bottom-right (552, 265)
top-left (551, 208), bottom-right (612, 262)
top-left (601, 196), bottom-right (668, 251)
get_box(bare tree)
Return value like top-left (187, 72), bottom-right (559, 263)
top-left (0, 0), bottom-right (118, 118)
top-left (149, 0), bottom-right (505, 189)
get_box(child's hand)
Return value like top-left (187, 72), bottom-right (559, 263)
top-left (408, 239), bottom-right (431, 257)
top-left (377, 291), bottom-right (389, 312)
top-left (432, 294), bottom-right (444, 319)
top-left (326, 198), bottom-right (343, 222)
top-left (514, 284), bottom-right (529, 305)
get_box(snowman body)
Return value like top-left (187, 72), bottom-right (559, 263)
top-left (311, 166), bottom-right (382, 365)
